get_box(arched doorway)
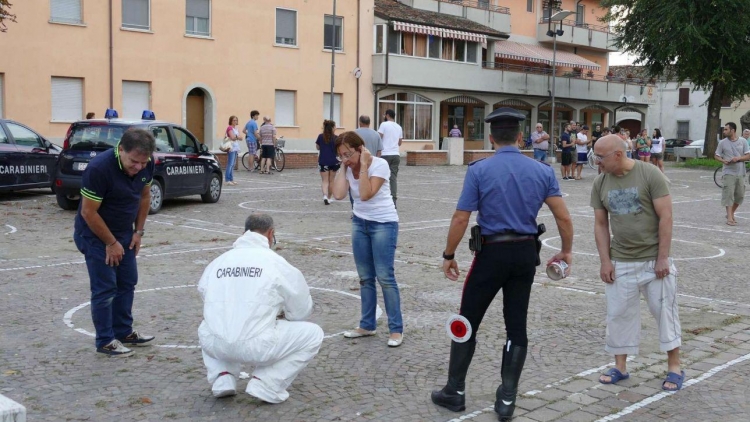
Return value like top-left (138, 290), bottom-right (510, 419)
top-left (494, 99), bottom-right (533, 140)
top-left (182, 84), bottom-right (216, 148)
top-left (539, 101), bottom-right (574, 141)
top-left (441, 95), bottom-right (487, 150)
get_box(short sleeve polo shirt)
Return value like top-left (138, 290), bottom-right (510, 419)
top-left (74, 148), bottom-right (154, 239)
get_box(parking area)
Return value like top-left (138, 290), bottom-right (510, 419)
top-left (1, 162), bottom-right (749, 422)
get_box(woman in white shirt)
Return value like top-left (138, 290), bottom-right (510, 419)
top-left (331, 131), bottom-right (404, 347)
top-left (223, 115), bottom-right (242, 186)
top-left (650, 128), bottom-right (665, 173)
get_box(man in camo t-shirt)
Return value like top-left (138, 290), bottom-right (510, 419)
top-left (590, 134), bottom-right (684, 392)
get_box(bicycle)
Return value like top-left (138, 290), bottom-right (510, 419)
top-left (713, 162), bottom-right (750, 188)
top-left (242, 137), bottom-right (285, 172)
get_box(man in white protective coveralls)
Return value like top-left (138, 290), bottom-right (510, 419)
top-left (198, 213), bottom-right (324, 402)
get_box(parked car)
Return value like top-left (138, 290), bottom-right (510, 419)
top-left (0, 119), bottom-right (61, 193)
top-left (684, 139), bottom-right (704, 155)
top-left (54, 109), bottom-right (223, 214)
top-left (664, 138), bottom-right (692, 158)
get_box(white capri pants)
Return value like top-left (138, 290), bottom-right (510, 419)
top-left (200, 319), bottom-right (323, 403)
top-left (605, 259), bottom-right (682, 355)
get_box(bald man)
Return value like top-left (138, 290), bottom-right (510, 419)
top-left (590, 135), bottom-right (684, 391)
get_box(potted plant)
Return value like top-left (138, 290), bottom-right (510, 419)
top-left (586, 70), bottom-right (595, 78)
top-left (606, 70), bottom-right (614, 80)
top-left (573, 66), bottom-right (583, 77)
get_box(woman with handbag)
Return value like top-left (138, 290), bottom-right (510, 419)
top-left (222, 116), bottom-right (241, 186)
top-left (316, 120), bottom-right (340, 205)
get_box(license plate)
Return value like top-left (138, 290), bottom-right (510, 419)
top-left (75, 162), bottom-right (88, 171)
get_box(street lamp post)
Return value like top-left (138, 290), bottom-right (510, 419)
top-left (546, 10), bottom-right (573, 164)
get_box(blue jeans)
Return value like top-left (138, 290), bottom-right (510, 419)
top-left (351, 216), bottom-right (403, 334)
top-left (533, 149), bottom-right (547, 162)
top-left (226, 151), bottom-right (237, 181)
top-left (74, 232), bottom-right (138, 348)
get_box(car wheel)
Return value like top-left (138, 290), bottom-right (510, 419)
top-left (201, 173), bottom-right (222, 203)
top-left (149, 179), bottom-right (164, 214)
top-left (55, 192), bottom-right (80, 211)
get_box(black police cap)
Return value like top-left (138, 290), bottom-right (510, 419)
top-left (484, 107), bottom-right (526, 129)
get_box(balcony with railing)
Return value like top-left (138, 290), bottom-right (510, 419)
top-left (372, 53), bottom-right (652, 105)
top-left (406, 0), bottom-right (511, 34)
top-left (537, 18), bottom-right (618, 52)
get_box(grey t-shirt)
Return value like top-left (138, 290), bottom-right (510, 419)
top-left (354, 128), bottom-right (383, 155)
top-left (715, 137), bottom-right (750, 176)
top-left (590, 160), bottom-right (671, 261)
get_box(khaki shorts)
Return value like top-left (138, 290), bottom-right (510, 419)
top-left (604, 259), bottom-right (681, 355)
top-left (721, 174), bottom-right (746, 206)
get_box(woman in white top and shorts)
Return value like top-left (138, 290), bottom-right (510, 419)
top-left (650, 128), bottom-right (665, 173)
top-left (331, 131), bottom-right (404, 347)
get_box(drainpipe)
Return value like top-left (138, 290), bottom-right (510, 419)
top-left (356, 0), bottom-right (360, 127)
top-left (329, 0), bottom-right (337, 120)
top-left (108, 0), bottom-right (114, 108)
top-left (373, 21), bottom-right (390, 123)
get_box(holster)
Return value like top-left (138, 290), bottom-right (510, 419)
top-left (468, 225), bottom-right (482, 255)
top-left (534, 224), bottom-right (546, 266)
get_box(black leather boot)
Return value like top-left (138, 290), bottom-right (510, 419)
top-left (494, 340), bottom-right (527, 421)
top-left (431, 341), bottom-right (476, 412)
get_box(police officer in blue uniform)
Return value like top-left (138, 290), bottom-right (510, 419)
top-left (431, 108), bottom-right (574, 421)
top-left (73, 128), bottom-right (157, 357)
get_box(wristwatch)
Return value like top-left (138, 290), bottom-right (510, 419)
top-left (134, 229), bottom-right (145, 236)
top-left (442, 251), bottom-right (455, 260)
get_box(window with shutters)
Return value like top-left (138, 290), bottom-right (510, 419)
top-left (576, 4), bottom-right (585, 25)
top-left (721, 96), bottom-right (733, 108)
top-left (323, 93), bottom-right (341, 124)
top-left (275, 90), bottom-right (296, 126)
top-left (0, 73), bottom-right (4, 119)
top-left (324, 15), bottom-right (343, 51)
top-left (676, 121), bottom-right (689, 139)
top-left (51, 77), bottom-right (83, 122)
top-left (527, 0), bottom-right (533, 12)
top-left (50, 0), bottom-right (83, 24)
top-left (186, 0), bottom-right (210, 36)
top-left (122, 0), bottom-right (150, 31)
top-left (275, 8), bottom-right (297, 46)
top-left (122, 81), bottom-right (151, 120)
top-left (678, 87), bottom-right (689, 105)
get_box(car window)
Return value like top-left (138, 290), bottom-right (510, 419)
top-left (151, 126), bottom-right (173, 152)
top-left (173, 127), bottom-right (199, 153)
top-left (68, 124), bottom-right (125, 150)
top-left (6, 123), bottom-right (44, 148)
top-left (0, 126), bottom-right (8, 144)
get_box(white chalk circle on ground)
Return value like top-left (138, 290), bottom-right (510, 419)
top-left (542, 235), bottom-right (725, 261)
top-left (3, 224), bottom-right (17, 235)
top-left (63, 285), bottom-right (381, 349)
top-left (239, 199), bottom-right (351, 214)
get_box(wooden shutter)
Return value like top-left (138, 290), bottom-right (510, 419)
top-left (678, 88), bottom-right (689, 106)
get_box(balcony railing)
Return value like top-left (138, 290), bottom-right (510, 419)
top-left (539, 18), bottom-right (612, 33)
top-left (482, 62), bottom-right (655, 85)
top-left (442, 0), bottom-right (510, 14)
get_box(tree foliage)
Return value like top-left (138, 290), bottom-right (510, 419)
top-left (0, 0), bottom-right (16, 32)
top-left (600, 0), bottom-right (750, 156)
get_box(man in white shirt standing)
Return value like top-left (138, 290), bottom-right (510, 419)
top-left (530, 122), bottom-right (550, 162)
top-left (377, 109), bottom-right (403, 207)
top-left (574, 125), bottom-right (590, 180)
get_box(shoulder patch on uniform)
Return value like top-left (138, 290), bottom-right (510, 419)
top-left (468, 157), bottom-right (486, 166)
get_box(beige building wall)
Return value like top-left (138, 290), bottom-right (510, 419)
top-left (0, 0), bottom-right (374, 149)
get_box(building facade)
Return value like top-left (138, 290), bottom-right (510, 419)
top-left (372, 0), bottom-right (654, 151)
top-left (0, 0), bottom-right (374, 149)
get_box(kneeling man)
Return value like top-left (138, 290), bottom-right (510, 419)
top-left (198, 213), bottom-right (324, 402)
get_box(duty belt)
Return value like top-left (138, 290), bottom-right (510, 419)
top-left (482, 233), bottom-right (535, 244)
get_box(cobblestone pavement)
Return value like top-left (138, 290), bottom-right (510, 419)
top-left (1, 162), bottom-right (749, 421)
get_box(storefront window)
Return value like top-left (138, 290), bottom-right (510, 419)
top-left (378, 93), bottom-right (432, 140)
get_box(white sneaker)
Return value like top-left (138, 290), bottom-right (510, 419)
top-left (96, 339), bottom-right (133, 357)
top-left (323, 196), bottom-right (330, 205)
top-left (212, 372), bottom-right (237, 398)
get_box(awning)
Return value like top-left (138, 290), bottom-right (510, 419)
top-left (393, 21), bottom-right (487, 44)
top-left (494, 41), bottom-right (600, 70)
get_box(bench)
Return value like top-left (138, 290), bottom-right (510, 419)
top-left (0, 394), bottom-right (26, 422)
